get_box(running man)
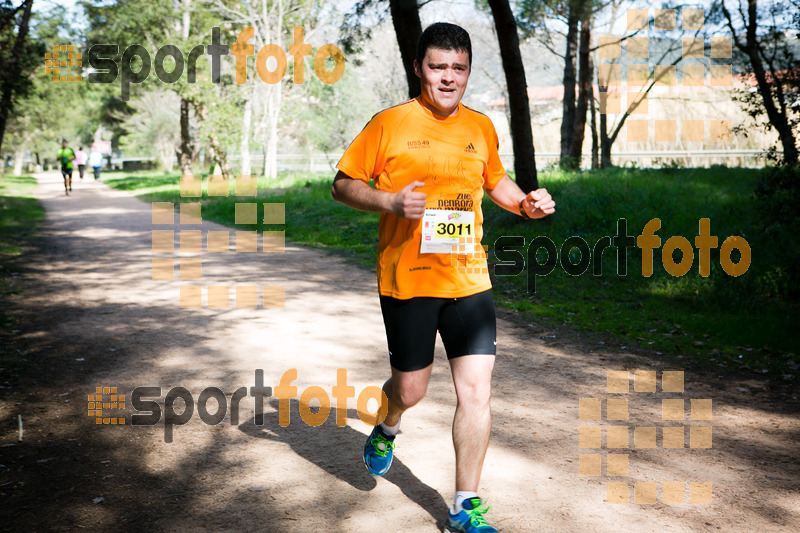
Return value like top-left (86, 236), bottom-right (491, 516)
top-left (56, 139), bottom-right (75, 195)
top-left (332, 22), bottom-right (555, 533)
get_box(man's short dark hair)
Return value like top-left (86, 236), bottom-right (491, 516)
top-left (416, 22), bottom-right (472, 67)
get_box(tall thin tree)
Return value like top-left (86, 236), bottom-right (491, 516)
top-left (0, 0), bottom-right (34, 158)
top-left (389, 0), bottom-right (422, 98)
top-left (488, 0), bottom-right (538, 192)
top-left (719, 0), bottom-right (798, 166)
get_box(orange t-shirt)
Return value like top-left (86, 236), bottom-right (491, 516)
top-left (337, 97), bottom-right (507, 299)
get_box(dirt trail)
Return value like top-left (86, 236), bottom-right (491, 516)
top-left (0, 172), bottom-right (798, 532)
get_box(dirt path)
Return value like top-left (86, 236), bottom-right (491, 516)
top-left (1, 171), bottom-right (798, 532)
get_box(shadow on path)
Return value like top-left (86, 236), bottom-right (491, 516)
top-left (238, 399), bottom-right (449, 527)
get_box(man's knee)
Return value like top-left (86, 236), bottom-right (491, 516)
top-left (390, 380), bottom-right (428, 410)
top-left (457, 387), bottom-right (491, 409)
top-left (454, 373), bottom-right (492, 407)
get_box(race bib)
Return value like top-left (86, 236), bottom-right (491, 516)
top-left (420, 209), bottom-right (476, 254)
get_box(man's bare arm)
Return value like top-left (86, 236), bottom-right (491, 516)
top-left (331, 171), bottom-right (427, 220)
top-left (485, 175), bottom-right (556, 219)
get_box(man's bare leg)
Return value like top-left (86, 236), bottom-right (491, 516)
top-left (382, 363), bottom-right (433, 428)
top-left (364, 364), bottom-right (433, 476)
top-left (449, 354), bottom-right (494, 492)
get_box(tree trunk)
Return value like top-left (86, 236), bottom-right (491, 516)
top-left (207, 131), bottom-right (230, 178)
top-left (487, 0), bottom-right (538, 192)
top-left (389, 0), bottom-right (422, 99)
top-left (569, 14), bottom-right (591, 168)
top-left (600, 110), bottom-right (612, 168)
top-left (775, 115), bottom-right (799, 166)
top-left (590, 61), bottom-right (599, 170)
top-left (240, 86), bottom-right (253, 176)
top-left (261, 0), bottom-right (283, 179)
top-left (194, 102), bottom-right (231, 178)
top-left (13, 144), bottom-right (25, 176)
top-left (93, 123), bottom-right (104, 144)
top-left (742, 1), bottom-right (798, 166)
top-left (181, 0), bottom-right (190, 40)
top-left (559, 3), bottom-right (579, 168)
top-left (176, 0), bottom-right (194, 175)
top-left (178, 98), bottom-right (193, 174)
top-left (159, 139), bottom-right (174, 171)
top-left (722, 0), bottom-right (798, 166)
top-left (0, 0), bottom-right (33, 156)
top-left (265, 83), bottom-right (280, 178)
top-left (261, 143), bottom-right (268, 178)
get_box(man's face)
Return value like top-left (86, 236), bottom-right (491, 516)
top-left (61, 141), bottom-right (67, 148)
top-left (414, 47), bottom-right (470, 117)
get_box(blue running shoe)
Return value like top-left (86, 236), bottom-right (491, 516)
top-left (446, 498), bottom-right (498, 533)
top-left (363, 425), bottom-right (395, 476)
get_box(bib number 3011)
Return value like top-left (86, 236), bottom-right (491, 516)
top-left (436, 221), bottom-right (472, 237)
top-left (420, 209), bottom-right (476, 254)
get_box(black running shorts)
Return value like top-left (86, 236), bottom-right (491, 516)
top-left (379, 289), bottom-right (497, 372)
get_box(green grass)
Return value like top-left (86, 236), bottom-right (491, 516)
top-left (0, 175), bottom-right (44, 255)
top-left (0, 175), bottom-right (45, 330)
top-left (106, 167), bottom-right (799, 378)
top-left (481, 167), bottom-right (798, 377)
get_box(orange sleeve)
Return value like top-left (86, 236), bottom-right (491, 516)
top-left (481, 117), bottom-right (506, 190)
top-left (336, 114), bottom-right (388, 183)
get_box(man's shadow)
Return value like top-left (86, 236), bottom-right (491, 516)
top-left (238, 398), bottom-right (448, 526)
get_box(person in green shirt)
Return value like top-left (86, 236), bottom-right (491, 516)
top-left (56, 139), bottom-right (75, 196)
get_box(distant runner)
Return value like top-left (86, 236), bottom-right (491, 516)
top-left (74, 146), bottom-right (88, 179)
top-left (56, 139), bottom-right (75, 196)
top-left (89, 147), bottom-right (104, 180)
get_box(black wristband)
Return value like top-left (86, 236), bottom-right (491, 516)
top-left (519, 198), bottom-right (530, 219)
